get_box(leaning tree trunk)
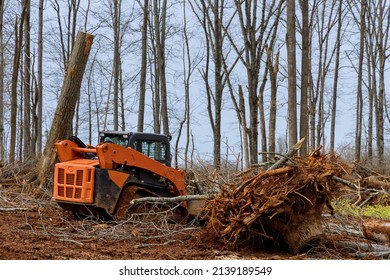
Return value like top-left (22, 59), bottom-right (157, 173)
top-left (31, 31), bottom-right (94, 189)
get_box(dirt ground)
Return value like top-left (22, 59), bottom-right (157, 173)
top-left (1, 193), bottom-right (388, 260)
top-left (0, 201), bottom-right (290, 260)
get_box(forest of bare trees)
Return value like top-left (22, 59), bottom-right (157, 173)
top-left (0, 0), bottom-right (389, 172)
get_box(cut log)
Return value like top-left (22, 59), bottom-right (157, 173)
top-left (334, 240), bottom-right (390, 254)
top-left (362, 219), bottom-right (390, 246)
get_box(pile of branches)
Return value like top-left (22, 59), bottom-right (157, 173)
top-left (202, 148), bottom-right (347, 253)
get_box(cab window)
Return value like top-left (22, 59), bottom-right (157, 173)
top-left (134, 140), bottom-right (166, 161)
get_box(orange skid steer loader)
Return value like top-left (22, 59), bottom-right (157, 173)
top-left (52, 131), bottom-right (203, 220)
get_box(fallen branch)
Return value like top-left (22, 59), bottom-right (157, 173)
top-left (332, 176), bottom-right (359, 190)
top-left (130, 194), bottom-right (215, 206)
top-left (60, 239), bottom-right (84, 246)
top-left (234, 166), bottom-right (295, 195)
top-left (0, 207), bottom-right (29, 212)
top-left (134, 239), bottom-right (179, 249)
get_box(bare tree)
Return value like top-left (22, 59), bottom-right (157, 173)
top-left (36, 0), bottom-right (44, 157)
top-left (137, 0), bottom-right (149, 132)
top-left (50, 0), bottom-right (81, 136)
top-left (355, 0), bottom-right (366, 162)
top-left (299, 0), bottom-right (309, 156)
top-left (313, 0), bottom-right (338, 149)
top-left (152, 0), bottom-right (169, 135)
top-left (190, 0), bottom-right (225, 168)
top-left (23, 0), bottom-right (31, 160)
top-left (286, 0), bottom-right (297, 147)
top-left (10, 4), bottom-right (26, 162)
top-left (0, 0), bottom-right (4, 163)
top-left (373, 0), bottom-right (389, 170)
top-left (112, 0), bottom-right (120, 130)
top-left (221, 0), bottom-right (284, 165)
top-left (267, 47), bottom-right (280, 155)
top-left (329, 0), bottom-right (343, 157)
top-left (175, 1), bottom-right (200, 170)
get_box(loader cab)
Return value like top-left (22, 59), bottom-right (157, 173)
top-left (99, 131), bottom-right (172, 167)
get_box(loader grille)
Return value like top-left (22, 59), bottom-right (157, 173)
top-left (53, 161), bottom-right (95, 203)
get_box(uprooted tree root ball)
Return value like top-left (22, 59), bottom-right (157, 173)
top-left (202, 149), bottom-right (346, 253)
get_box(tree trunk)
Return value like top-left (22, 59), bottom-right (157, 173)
top-left (137, 0), bottom-right (149, 132)
top-left (194, 0), bottom-right (224, 169)
top-left (330, 0), bottom-right (343, 157)
top-left (153, 0), bottom-right (169, 136)
top-left (267, 48), bottom-right (278, 155)
top-left (299, 0), bottom-right (309, 157)
top-left (113, 0), bottom-right (120, 131)
top-left (238, 85), bottom-right (250, 169)
top-left (10, 9), bottom-right (26, 162)
top-left (376, 0), bottom-right (387, 171)
top-left (259, 66), bottom-right (268, 163)
top-left (33, 31), bottom-right (94, 188)
top-left (23, 0), bottom-right (31, 160)
top-left (366, 34), bottom-right (374, 162)
top-left (0, 0), bottom-right (4, 163)
top-left (182, 1), bottom-right (193, 171)
top-left (212, 0), bottom-right (223, 169)
top-left (286, 0), bottom-right (297, 148)
top-left (355, 0), bottom-right (366, 162)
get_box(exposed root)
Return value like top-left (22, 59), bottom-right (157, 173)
top-left (202, 151), bottom-right (346, 253)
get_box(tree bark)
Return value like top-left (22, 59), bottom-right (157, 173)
top-left (137, 0), bottom-right (149, 132)
top-left (330, 0), bottom-right (343, 157)
top-left (23, 0), bottom-right (31, 160)
top-left (375, 0), bottom-right (387, 171)
top-left (10, 8), bottom-right (26, 162)
top-left (153, 0), bottom-right (169, 136)
top-left (355, 0), bottom-right (366, 162)
top-left (267, 47), bottom-right (279, 155)
top-left (33, 31), bottom-right (94, 187)
top-left (111, 0), bottom-right (120, 131)
top-left (286, 0), bottom-right (297, 148)
top-left (238, 85), bottom-right (250, 169)
top-left (299, 0), bottom-right (309, 157)
top-left (0, 0), bottom-right (4, 163)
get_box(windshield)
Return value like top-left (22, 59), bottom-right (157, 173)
top-left (101, 135), bottom-right (129, 147)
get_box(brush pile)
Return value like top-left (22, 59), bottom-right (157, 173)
top-left (203, 148), bottom-right (347, 253)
